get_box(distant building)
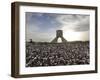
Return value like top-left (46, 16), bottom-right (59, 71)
top-left (51, 30), bottom-right (67, 43)
top-left (29, 39), bottom-right (33, 43)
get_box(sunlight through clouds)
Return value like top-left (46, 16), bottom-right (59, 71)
top-left (26, 12), bottom-right (90, 42)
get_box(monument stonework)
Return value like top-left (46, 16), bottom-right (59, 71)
top-left (51, 30), bottom-right (67, 43)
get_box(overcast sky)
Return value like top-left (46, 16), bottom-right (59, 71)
top-left (26, 12), bottom-right (90, 42)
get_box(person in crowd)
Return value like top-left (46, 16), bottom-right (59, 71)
top-left (26, 42), bottom-right (89, 67)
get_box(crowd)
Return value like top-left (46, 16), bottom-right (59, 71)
top-left (26, 42), bottom-right (89, 67)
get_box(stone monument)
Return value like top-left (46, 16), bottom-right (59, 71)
top-left (51, 30), bottom-right (67, 43)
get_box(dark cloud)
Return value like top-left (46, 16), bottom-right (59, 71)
top-left (56, 14), bottom-right (90, 32)
top-left (75, 21), bottom-right (89, 31)
top-left (26, 12), bottom-right (90, 41)
top-left (26, 12), bottom-right (62, 33)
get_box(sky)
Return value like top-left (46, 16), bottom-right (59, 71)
top-left (25, 12), bottom-right (90, 42)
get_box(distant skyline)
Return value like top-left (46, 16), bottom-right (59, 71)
top-left (26, 12), bottom-right (90, 42)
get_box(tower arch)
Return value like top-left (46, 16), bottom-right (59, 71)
top-left (51, 30), bottom-right (67, 43)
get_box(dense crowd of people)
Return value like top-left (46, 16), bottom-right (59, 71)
top-left (26, 41), bottom-right (89, 67)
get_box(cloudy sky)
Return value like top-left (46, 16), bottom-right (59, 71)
top-left (26, 12), bottom-right (90, 42)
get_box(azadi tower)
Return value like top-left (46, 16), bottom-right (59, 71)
top-left (51, 30), bottom-right (67, 43)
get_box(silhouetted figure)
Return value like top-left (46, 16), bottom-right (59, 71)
top-left (30, 39), bottom-right (33, 43)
